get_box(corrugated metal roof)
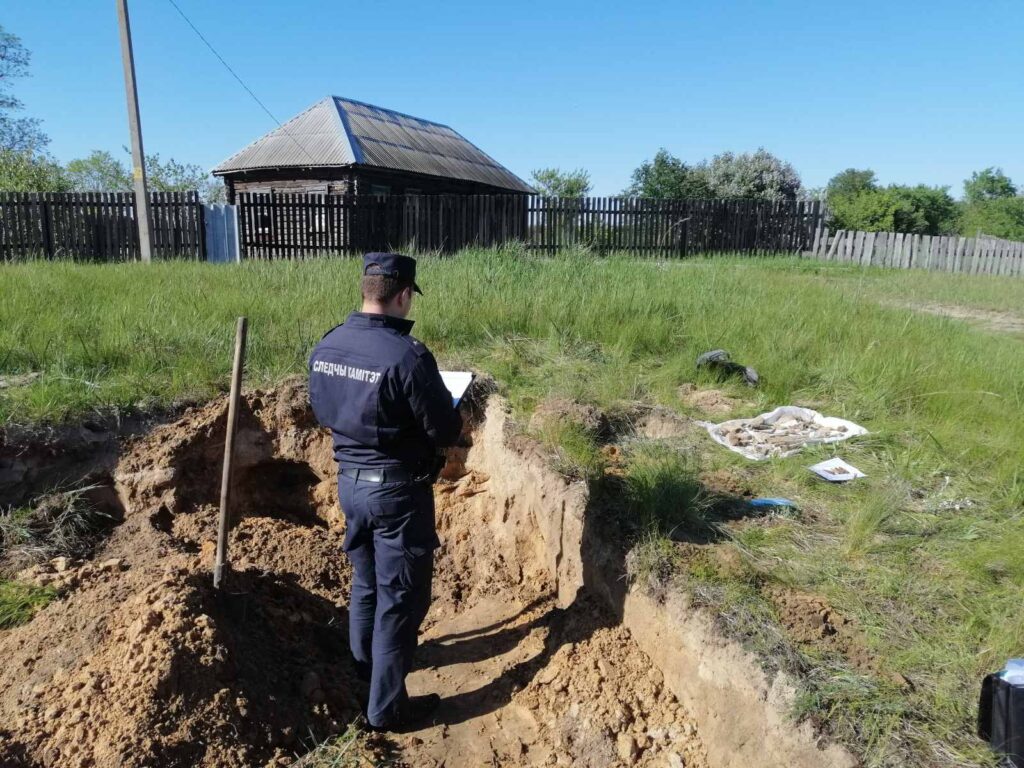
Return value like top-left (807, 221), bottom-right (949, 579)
top-left (213, 96), bottom-right (532, 193)
top-left (213, 98), bottom-right (355, 173)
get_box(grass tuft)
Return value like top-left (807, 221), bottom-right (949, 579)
top-left (0, 485), bottom-right (116, 573)
top-left (622, 441), bottom-right (710, 539)
top-left (0, 580), bottom-right (56, 629)
top-left (293, 723), bottom-right (391, 768)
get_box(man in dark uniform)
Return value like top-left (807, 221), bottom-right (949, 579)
top-left (308, 253), bottom-right (462, 731)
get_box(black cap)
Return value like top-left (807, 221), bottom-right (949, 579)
top-left (362, 252), bottom-right (422, 295)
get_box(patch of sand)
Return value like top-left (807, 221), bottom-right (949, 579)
top-left (894, 301), bottom-right (1024, 335)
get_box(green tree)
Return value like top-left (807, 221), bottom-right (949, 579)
top-left (146, 153), bottom-right (225, 202)
top-left (959, 197), bottom-right (1024, 240)
top-left (0, 148), bottom-right (71, 191)
top-left (826, 168), bottom-right (877, 200)
top-left (829, 184), bottom-right (958, 235)
top-left (64, 148), bottom-right (225, 202)
top-left (624, 149), bottom-right (711, 199)
top-left (828, 187), bottom-right (901, 232)
top-left (963, 167), bottom-right (1016, 204)
top-left (65, 150), bottom-right (131, 192)
top-left (0, 26), bottom-right (48, 151)
top-left (530, 167), bottom-right (591, 197)
top-left (702, 148), bottom-right (801, 201)
top-left (888, 185), bottom-right (958, 235)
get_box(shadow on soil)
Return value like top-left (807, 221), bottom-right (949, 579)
top-left (411, 472), bottom-right (756, 731)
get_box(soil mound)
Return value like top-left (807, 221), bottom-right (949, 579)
top-left (0, 378), bottom-right (360, 768)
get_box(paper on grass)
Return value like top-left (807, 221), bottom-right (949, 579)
top-left (809, 457), bottom-right (866, 482)
top-left (439, 371), bottom-right (473, 407)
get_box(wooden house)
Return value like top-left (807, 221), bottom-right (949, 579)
top-left (212, 96), bottom-right (533, 202)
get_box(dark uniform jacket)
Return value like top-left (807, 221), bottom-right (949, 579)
top-left (308, 312), bottom-right (462, 469)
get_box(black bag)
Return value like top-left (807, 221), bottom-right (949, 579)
top-left (979, 673), bottom-right (1024, 767)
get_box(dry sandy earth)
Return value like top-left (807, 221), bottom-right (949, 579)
top-left (892, 301), bottom-right (1024, 336)
top-left (391, 471), bottom-right (707, 768)
top-left (0, 381), bottom-right (706, 768)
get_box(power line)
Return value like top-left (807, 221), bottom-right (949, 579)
top-left (164, 0), bottom-right (318, 164)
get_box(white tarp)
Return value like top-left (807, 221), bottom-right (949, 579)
top-left (699, 406), bottom-right (868, 461)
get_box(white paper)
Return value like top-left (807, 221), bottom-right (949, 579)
top-left (809, 457), bottom-right (866, 482)
top-left (698, 406), bottom-right (868, 461)
top-left (439, 371), bottom-right (473, 407)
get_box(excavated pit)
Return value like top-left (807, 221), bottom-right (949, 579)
top-left (0, 379), bottom-right (853, 768)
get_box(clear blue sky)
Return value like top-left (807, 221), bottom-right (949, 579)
top-left (5, 0), bottom-right (1023, 196)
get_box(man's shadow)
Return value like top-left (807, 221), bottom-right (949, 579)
top-left (414, 474), bottom-right (756, 728)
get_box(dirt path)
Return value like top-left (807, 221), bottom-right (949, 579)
top-left (381, 468), bottom-right (707, 768)
top-left (889, 300), bottom-right (1024, 335)
top-left (399, 594), bottom-right (554, 765)
top-left (396, 569), bottom-right (707, 768)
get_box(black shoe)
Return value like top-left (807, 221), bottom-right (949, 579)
top-left (367, 693), bottom-right (441, 733)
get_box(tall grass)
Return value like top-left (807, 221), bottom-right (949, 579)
top-left (1, 250), bottom-right (1023, 766)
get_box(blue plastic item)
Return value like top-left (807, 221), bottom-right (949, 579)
top-left (748, 497), bottom-right (798, 509)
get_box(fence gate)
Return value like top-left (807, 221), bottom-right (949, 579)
top-left (204, 204), bottom-right (240, 263)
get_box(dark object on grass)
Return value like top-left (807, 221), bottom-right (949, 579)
top-left (978, 672), bottom-right (1024, 767)
top-left (696, 349), bottom-right (760, 387)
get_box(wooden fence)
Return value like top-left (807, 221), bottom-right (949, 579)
top-left (807, 227), bottom-right (1024, 277)
top-left (0, 191), bottom-right (205, 261)
top-left (236, 193), bottom-right (529, 259)
top-left (236, 193), bottom-right (825, 259)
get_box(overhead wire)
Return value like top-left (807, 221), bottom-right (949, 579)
top-left (164, 0), bottom-right (319, 164)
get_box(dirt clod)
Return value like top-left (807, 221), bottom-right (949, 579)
top-left (766, 587), bottom-right (876, 674)
top-left (677, 384), bottom-right (744, 416)
top-left (529, 397), bottom-right (608, 436)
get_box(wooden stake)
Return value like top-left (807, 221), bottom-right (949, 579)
top-left (214, 317), bottom-right (247, 590)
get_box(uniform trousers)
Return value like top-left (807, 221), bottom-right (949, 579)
top-left (337, 473), bottom-right (437, 727)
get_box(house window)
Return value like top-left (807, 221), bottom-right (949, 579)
top-left (406, 188), bottom-right (422, 195)
top-left (370, 184), bottom-right (390, 198)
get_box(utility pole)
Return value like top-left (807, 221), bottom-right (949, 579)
top-left (116, 0), bottom-right (154, 263)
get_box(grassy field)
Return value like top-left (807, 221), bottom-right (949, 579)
top-left (2, 249), bottom-right (1023, 767)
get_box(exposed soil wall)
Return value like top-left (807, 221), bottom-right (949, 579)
top-left (618, 590), bottom-right (857, 768)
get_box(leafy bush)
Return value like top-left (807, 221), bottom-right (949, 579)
top-left (826, 168), bottom-right (878, 199)
top-left (702, 148), bottom-right (801, 202)
top-left (65, 148), bottom-right (226, 203)
top-left (959, 196), bottom-right (1024, 240)
top-left (963, 167), bottom-right (1017, 204)
top-left (529, 167), bottom-right (592, 197)
top-left (888, 185), bottom-right (959, 235)
top-left (826, 171), bottom-right (959, 235)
